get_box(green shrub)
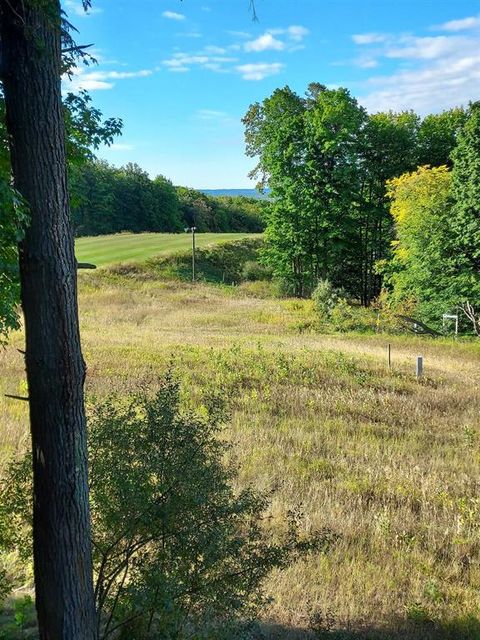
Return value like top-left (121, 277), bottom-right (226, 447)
top-left (241, 260), bottom-right (272, 282)
top-left (328, 299), bottom-right (379, 333)
top-left (311, 280), bottom-right (379, 333)
top-left (0, 376), bottom-right (328, 639)
top-left (311, 279), bottom-right (343, 316)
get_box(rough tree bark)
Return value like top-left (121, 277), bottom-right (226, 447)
top-left (0, 1), bottom-right (97, 638)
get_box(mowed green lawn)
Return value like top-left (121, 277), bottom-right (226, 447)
top-left (75, 232), bottom-right (260, 267)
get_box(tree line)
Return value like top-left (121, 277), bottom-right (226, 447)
top-left (70, 160), bottom-right (266, 237)
top-left (243, 83), bottom-right (466, 304)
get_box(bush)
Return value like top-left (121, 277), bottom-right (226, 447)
top-left (329, 299), bottom-right (378, 333)
top-left (311, 279), bottom-right (343, 317)
top-left (241, 261), bottom-right (272, 282)
top-left (372, 289), bottom-right (417, 334)
top-left (0, 376), bottom-right (328, 639)
top-left (310, 281), bottom-right (380, 333)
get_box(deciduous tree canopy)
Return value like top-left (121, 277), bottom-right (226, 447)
top-left (243, 83), bottom-right (465, 301)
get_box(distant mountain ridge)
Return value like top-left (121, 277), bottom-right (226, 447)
top-left (201, 188), bottom-right (269, 200)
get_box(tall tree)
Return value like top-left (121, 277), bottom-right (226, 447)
top-left (0, 1), bottom-right (97, 637)
top-left (451, 101), bottom-right (480, 275)
top-left (383, 165), bottom-right (457, 323)
top-left (302, 86), bottom-right (367, 294)
top-left (357, 111), bottom-right (420, 304)
top-left (244, 86), bottom-right (311, 296)
top-left (244, 85), bottom-right (367, 297)
top-left (417, 107), bottom-right (466, 168)
top-left (70, 160), bottom-right (117, 236)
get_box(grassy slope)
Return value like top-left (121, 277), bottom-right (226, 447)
top-left (75, 232), bottom-right (260, 267)
top-left (1, 271), bottom-right (480, 639)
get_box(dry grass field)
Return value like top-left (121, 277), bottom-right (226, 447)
top-left (1, 268), bottom-right (479, 639)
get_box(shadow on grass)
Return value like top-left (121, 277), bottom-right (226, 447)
top-left (257, 615), bottom-right (480, 640)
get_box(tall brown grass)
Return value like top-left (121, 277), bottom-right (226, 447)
top-left (1, 272), bottom-right (479, 638)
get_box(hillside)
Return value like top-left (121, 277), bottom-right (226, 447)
top-left (200, 188), bottom-right (270, 199)
top-left (75, 232), bottom-right (260, 267)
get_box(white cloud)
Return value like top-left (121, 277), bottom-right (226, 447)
top-left (243, 25), bottom-right (309, 53)
top-left (354, 22), bottom-right (480, 113)
top-left (161, 26), bottom-right (306, 79)
top-left (235, 62), bottom-right (284, 81)
top-left (244, 33), bottom-right (285, 52)
top-left (203, 63), bottom-right (221, 71)
top-left (162, 10), bottom-right (185, 21)
top-left (352, 32), bottom-right (388, 45)
top-left (355, 55), bottom-right (378, 69)
top-left (227, 30), bottom-right (251, 39)
top-left (75, 79), bottom-right (113, 90)
top-left (162, 51), bottom-right (237, 73)
top-left (63, 0), bottom-right (102, 17)
top-left (193, 109), bottom-right (237, 128)
top-left (100, 70), bottom-right (152, 79)
top-left (64, 67), bottom-right (152, 91)
top-left (360, 58), bottom-right (480, 113)
top-left (435, 16), bottom-right (480, 32)
top-left (386, 35), bottom-right (467, 60)
top-left (287, 25), bottom-right (309, 41)
top-left (164, 55), bottom-right (208, 67)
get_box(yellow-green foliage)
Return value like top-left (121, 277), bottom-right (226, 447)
top-left (384, 165), bottom-right (480, 331)
top-left (387, 165), bottom-right (452, 227)
top-left (384, 166), bottom-right (459, 326)
top-left (386, 164), bottom-right (452, 270)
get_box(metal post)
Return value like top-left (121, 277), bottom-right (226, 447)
top-left (185, 226), bottom-right (197, 283)
top-left (416, 356), bottom-right (423, 379)
top-left (388, 344), bottom-right (391, 370)
top-left (192, 226), bottom-right (196, 283)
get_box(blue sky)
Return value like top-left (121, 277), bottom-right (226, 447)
top-left (63, 0), bottom-right (480, 188)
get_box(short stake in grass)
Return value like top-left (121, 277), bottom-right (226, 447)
top-left (416, 355), bottom-right (424, 379)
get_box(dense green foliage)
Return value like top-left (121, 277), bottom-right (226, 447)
top-left (382, 103), bottom-right (480, 333)
top-left (451, 103), bottom-right (480, 296)
top-left (0, 377), bottom-right (325, 639)
top-left (244, 83), bottom-right (465, 301)
top-left (70, 161), bottom-right (183, 235)
top-left (71, 163), bottom-right (267, 237)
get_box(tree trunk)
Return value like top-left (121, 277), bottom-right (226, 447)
top-left (0, 2), bottom-right (97, 638)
